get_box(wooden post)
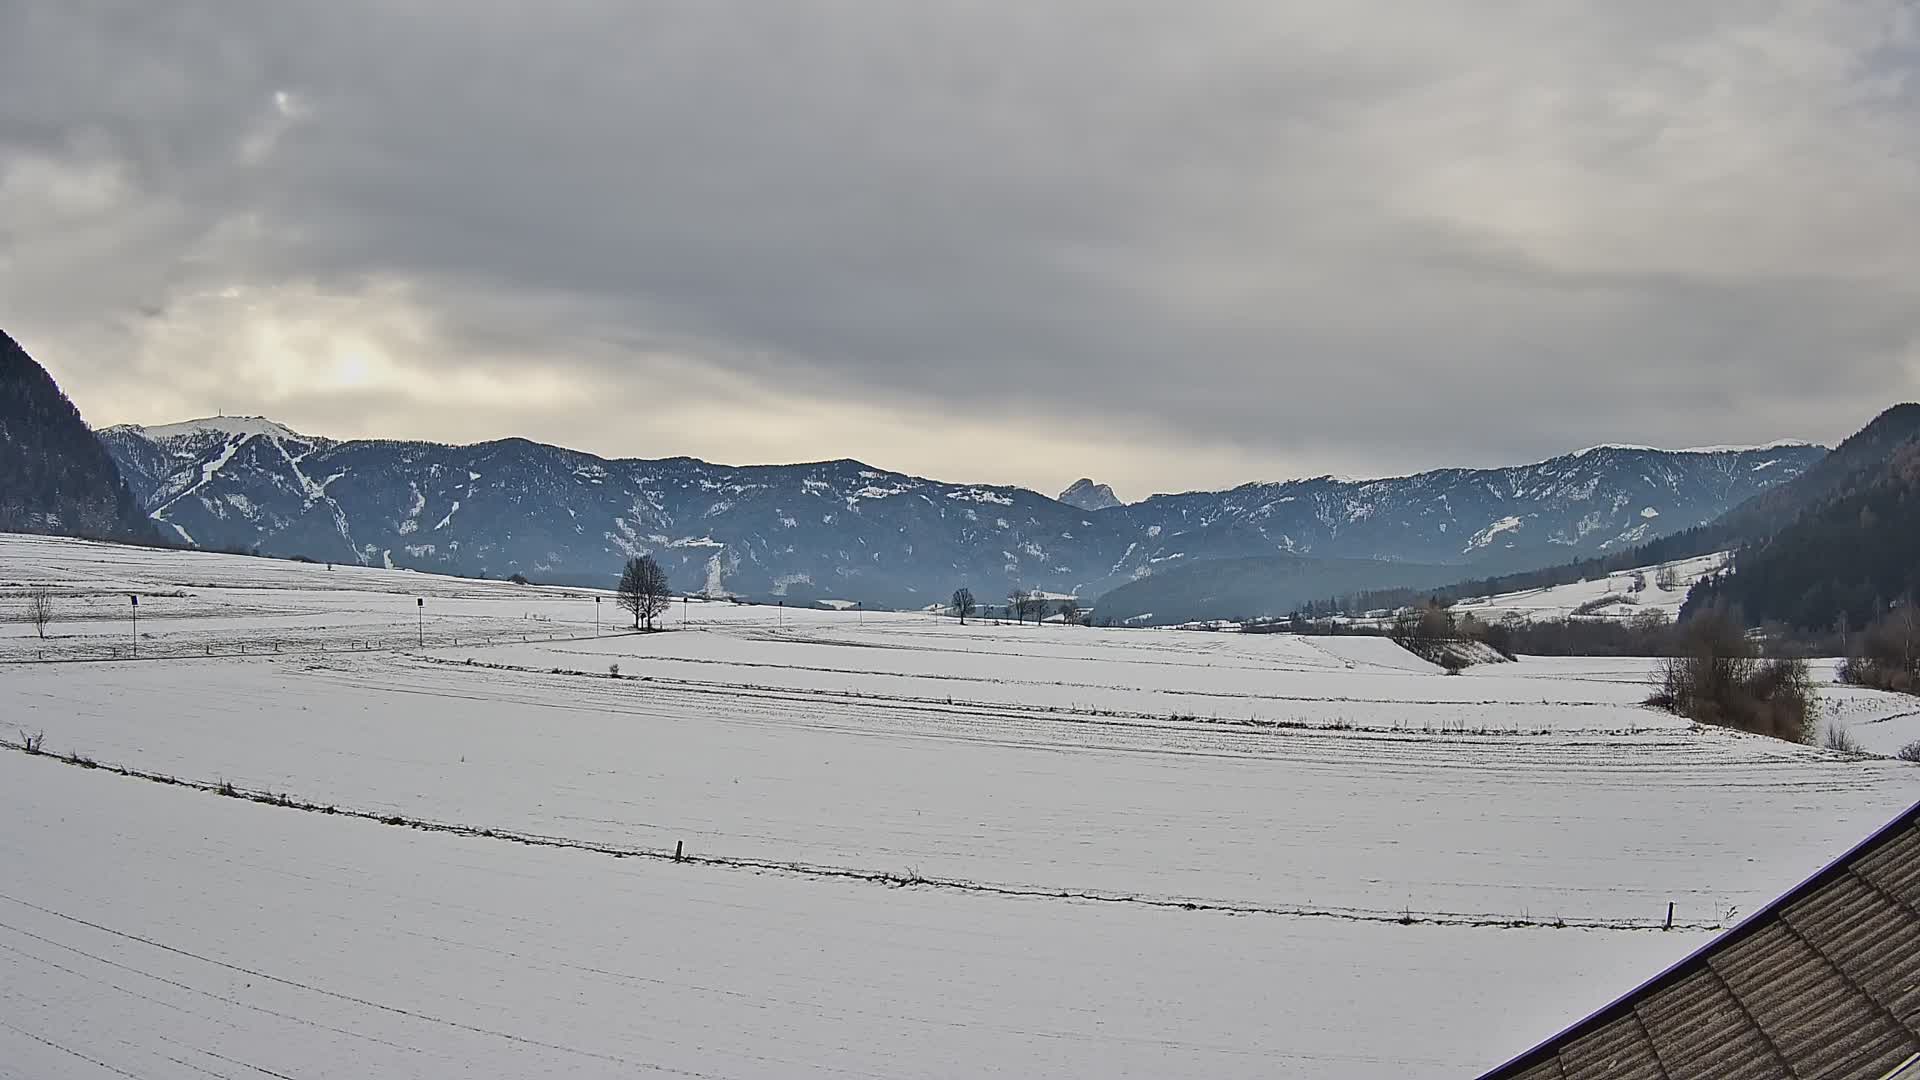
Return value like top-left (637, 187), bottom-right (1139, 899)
top-left (1665, 902), bottom-right (1674, 931)
top-left (674, 841), bottom-right (684, 863)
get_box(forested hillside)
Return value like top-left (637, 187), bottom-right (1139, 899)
top-left (0, 332), bottom-right (157, 542)
top-left (1688, 433), bottom-right (1920, 631)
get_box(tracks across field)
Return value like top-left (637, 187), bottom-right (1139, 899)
top-left (418, 653), bottom-right (1609, 739)
top-left (432, 647), bottom-right (1659, 720)
top-left (8, 648), bottom-right (1897, 925)
top-left (0, 626), bottom-right (617, 665)
top-left (0, 738), bottom-right (1730, 933)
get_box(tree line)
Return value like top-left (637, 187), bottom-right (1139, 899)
top-left (949, 586), bottom-right (1086, 626)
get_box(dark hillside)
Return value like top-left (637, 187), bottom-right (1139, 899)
top-left (0, 331), bottom-right (158, 543)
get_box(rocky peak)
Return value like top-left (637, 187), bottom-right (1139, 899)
top-left (1058, 478), bottom-right (1122, 511)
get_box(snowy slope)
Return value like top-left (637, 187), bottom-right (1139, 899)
top-left (1450, 551), bottom-right (1731, 623)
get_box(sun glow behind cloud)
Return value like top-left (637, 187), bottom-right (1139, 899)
top-left (5, 1), bottom-right (1916, 493)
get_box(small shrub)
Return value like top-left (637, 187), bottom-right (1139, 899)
top-left (1822, 725), bottom-right (1863, 754)
top-left (608, 663), bottom-right (621, 677)
top-left (217, 779), bottom-right (239, 798)
top-left (1897, 740), bottom-right (1920, 763)
top-left (509, 573), bottom-right (530, 585)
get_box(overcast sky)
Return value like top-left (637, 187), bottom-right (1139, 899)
top-left (4, 3), bottom-right (1917, 498)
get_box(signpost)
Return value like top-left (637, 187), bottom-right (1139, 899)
top-left (595, 595), bottom-right (601, 637)
top-left (416, 597), bottom-right (424, 647)
top-left (130, 594), bottom-right (138, 658)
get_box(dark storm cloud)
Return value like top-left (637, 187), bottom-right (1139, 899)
top-left (4, 1), bottom-right (1917, 496)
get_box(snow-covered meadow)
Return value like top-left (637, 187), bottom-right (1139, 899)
top-left (1438, 552), bottom-right (1730, 624)
top-left (4, 533), bottom-right (1918, 1077)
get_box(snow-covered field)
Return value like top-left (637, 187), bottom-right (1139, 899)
top-left (4, 533), bottom-right (1918, 1077)
top-left (1447, 551), bottom-right (1731, 623)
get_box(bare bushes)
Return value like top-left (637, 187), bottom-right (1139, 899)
top-left (1650, 606), bottom-right (1815, 743)
top-left (1838, 602), bottom-right (1920, 695)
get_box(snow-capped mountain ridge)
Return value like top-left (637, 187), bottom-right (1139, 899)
top-left (113, 416), bottom-right (311, 443)
top-left (1571, 438), bottom-right (1820, 458)
top-left (97, 417), bottom-right (1826, 607)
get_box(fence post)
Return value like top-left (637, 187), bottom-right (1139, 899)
top-left (1665, 902), bottom-right (1674, 931)
top-left (674, 841), bottom-right (684, 863)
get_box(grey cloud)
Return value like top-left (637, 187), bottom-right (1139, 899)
top-left (3, 1), bottom-right (1917, 497)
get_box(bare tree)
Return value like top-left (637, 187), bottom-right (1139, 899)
top-left (1007, 588), bottom-right (1030, 624)
top-left (1655, 565), bottom-right (1680, 592)
top-left (25, 588), bottom-right (52, 639)
top-left (1842, 599), bottom-right (1920, 693)
top-left (617, 556), bottom-right (673, 631)
top-left (1014, 590), bottom-right (1047, 624)
top-left (950, 587), bottom-right (976, 624)
top-left (1895, 599), bottom-right (1919, 677)
top-left (1657, 606), bottom-right (1752, 717)
top-left (1057, 597), bottom-right (1081, 626)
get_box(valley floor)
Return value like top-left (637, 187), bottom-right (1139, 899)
top-left (3, 533), bottom-right (1917, 1077)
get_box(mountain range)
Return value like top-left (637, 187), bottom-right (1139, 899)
top-left (94, 413), bottom-right (1822, 616)
top-left (0, 331), bottom-right (1834, 620)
